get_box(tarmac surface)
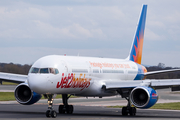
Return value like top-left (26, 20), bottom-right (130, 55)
top-left (1, 85), bottom-right (180, 119)
top-left (0, 104), bottom-right (180, 120)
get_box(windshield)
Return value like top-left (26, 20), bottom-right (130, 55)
top-left (30, 67), bottom-right (39, 73)
top-left (29, 67), bottom-right (59, 75)
top-left (40, 68), bottom-right (49, 73)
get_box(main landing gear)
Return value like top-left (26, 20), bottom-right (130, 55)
top-left (45, 94), bottom-right (57, 118)
top-left (121, 97), bottom-right (136, 116)
top-left (59, 94), bottom-right (74, 114)
top-left (117, 89), bottom-right (136, 116)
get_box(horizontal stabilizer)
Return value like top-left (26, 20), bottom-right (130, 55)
top-left (144, 69), bottom-right (180, 77)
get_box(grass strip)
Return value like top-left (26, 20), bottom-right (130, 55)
top-left (108, 102), bottom-right (180, 110)
top-left (150, 102), bottom-right (180, 110)
top-left (0, 92), bottom-right (77, 101)
top-left (0, 92), bottom-right (15, 101)
top-left (2, 82), bottom-right (18, 85)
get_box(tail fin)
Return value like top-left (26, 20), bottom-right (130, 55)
top-left (128, 5), bottom-right (147, 64)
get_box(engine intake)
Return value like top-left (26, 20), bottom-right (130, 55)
top-left (15, 83), bottom-right (41, 105)
top-left (130, 87), bottom-right (158, 108)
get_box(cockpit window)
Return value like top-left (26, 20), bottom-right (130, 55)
top-left (49, 68), bottom-right (55, 74)
top-left (30, 67), bottom-right (59, 75)
top-left (40, 68), bottom-right (49, 74)
top-left (30, 67), bottom-right (39, 73)
top-left (49, 68), bottom-right (59, 75)
top-left (55, 69), bottom-right (59, 74)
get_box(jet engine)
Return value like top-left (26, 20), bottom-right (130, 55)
top-left (14, 83), bottom-right (41, 105)
top-left (130, 86), bottom-right (158, 108)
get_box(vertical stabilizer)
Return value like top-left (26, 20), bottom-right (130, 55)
top-left (129, 5), bottom-right (147, 64)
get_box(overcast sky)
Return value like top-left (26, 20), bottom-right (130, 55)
top-left (0, 0), bottom-right (179, 67)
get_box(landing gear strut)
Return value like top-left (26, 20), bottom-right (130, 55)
top-left (59, 94), bottom-right (74, 114)
top-left (117, 89), bottom-right (136, 116)
top-left (45, 94), bottom-right (57, 118)
top-left (122, 97), bottom-right (136, 116)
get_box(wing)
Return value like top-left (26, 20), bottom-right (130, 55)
top-left (144, 69), bottom-right (180, 77)
top-left (0, 72), bottom-right (27, 83)
top-left (105, 79), bottom-right (180, 90)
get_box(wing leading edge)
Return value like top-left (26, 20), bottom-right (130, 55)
top-left (0, 72), bottom-right (27, 83)
top-left (104, 79), bottom-right (180, 90)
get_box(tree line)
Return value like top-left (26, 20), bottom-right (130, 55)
top-left (0, 63), bottom-right (31, 75)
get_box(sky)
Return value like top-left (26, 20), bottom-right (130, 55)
top-left (0, 0), bottom-right (180, 67)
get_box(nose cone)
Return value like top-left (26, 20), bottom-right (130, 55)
top-left (28, 74), bottom-right (48, 94)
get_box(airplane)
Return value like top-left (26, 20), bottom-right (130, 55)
top-left (1, 4), bottom-right (180, 118)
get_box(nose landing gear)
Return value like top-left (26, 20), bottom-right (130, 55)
top-left (46, 110), bottom-right (57, 118)
top-left (45, 94), bottom-right (57, 118)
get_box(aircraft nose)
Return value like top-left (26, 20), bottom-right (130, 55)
top-left (28, 74), bottom-right (48, 94)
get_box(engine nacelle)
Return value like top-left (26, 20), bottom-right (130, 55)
top-left (130, 86), bottom-right (158, 108)
top-left (14, 83), bottom-right (41, 105)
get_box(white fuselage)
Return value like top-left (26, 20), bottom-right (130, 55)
top-left (28, 55), bottom-right (140, 97)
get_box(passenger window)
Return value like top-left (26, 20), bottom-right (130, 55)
top-left (40, 68), bottom-right (49, 73)
top-left (30, 67), bottom-right (39, 73)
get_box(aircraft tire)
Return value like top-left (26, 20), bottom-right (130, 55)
top-left (67, 105), bottom-right (73, 114)
top-left (129, 107), bottom-right (136, 116)
top-left (59, 105), bottom-right (65, 114)
top-left (46, 110), bottom-right (51, 117)
top-left (122, 107), bottom-right (128, 116)
top-left (51, 110), bottom-right (57, 118)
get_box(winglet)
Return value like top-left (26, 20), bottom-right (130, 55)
top-left (128, 5), bottom-right (147, 64)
